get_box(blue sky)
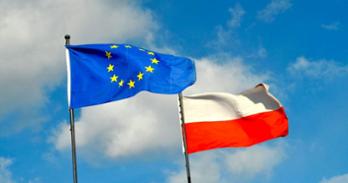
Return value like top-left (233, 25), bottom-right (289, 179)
top-left (1, 0), bottom-right (348, 182)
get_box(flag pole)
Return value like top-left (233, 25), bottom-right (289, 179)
top-left (178, 93), bottom-right (192, 183)
top-left (65, 34), bottom-right (79, 183)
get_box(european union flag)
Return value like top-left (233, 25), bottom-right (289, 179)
top-left (66, 44), bottom-right (196, 108)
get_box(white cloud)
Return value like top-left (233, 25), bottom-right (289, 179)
top-left (209, 26), bottom-right (239, 50)
top-left (224, 144), bottom-right (285, 178)
top-left (256, 47), bottom-right (268, 58)
top-left (0, 0), bottom-right (157, 135)
top-left (188, 57), bottom-right (268, 94)
top-left (0, 157), bottom-right (41, 183)
top-left (247, 46), bottom-right (268, 59)
top-left (288, 56), bottom-right (348, 79)
top-left (228, 3), bottom-right (246, 28)
top-left (166, 152), bottom-right (221, 183)
top-left (53, 93), bottom-right (181, 159)
top-left (257, 0), bottom-right (292, 23)
top-left (321, 22), bottom-right (341, 31)
top-left (320, 173), bottom-right (348, 183)
top-left (207, 3), bottom-right (245, 51)
top-left (166, 144), bottom-right (286, 183)
top-left (27, 177), bottom-right (42, 183)
top-left (51, 57), bottom-right (269, 161)
top-left (208, 4), bottom-right (268, 59)
top-left (0, 157), bottom-right (14, 183)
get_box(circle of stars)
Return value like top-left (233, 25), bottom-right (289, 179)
top-left (105, 44), bottom-right (160, 89)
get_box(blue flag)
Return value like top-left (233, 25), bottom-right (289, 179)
top-left (66, 44), bottom-right (196, 108)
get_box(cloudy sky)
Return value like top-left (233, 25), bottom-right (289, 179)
top-left (1, 0), bottom-right (348, 182)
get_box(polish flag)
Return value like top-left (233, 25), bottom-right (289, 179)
top-left (182, 84), bottom-right (288, 154)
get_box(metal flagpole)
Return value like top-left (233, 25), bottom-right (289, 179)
top-left (65, 34), bottom-right (78, 183)
top-left (178, 93), bottom-right (192, 183)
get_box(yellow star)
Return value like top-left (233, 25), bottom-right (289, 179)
top-left (110, 74), bottom-right (118, 82)
top-left (118, 80), bottom-right (124, 87)
top-left (110, 45), bottom-right (118, 49)
top-left (125, 45), bottom-right (132, 48)
top-left (145, 65), bottom-right (155, 73)
top-left (147, 51), bottom-right (155, 56)
top-left (151, 58), bottom-right (159, 64)
top-left (107, 64), bottom-right (114, 72)
top-left (137, 72), bottom-right (144, 80)
top-left (128, 80), bottom-right (135, 88)
top-left (105, 51), bottom-right (112, 59)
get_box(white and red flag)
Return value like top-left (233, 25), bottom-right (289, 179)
top-left (182, 84), bottom-right (288, 154)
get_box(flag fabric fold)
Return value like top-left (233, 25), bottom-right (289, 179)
top-left (66, 44), bottom-right (196, 108)
top-left (182, 84), bottom-right (288, 154)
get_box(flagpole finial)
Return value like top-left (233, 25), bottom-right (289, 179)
top-left (65, 34), bottom-right (71, 45)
